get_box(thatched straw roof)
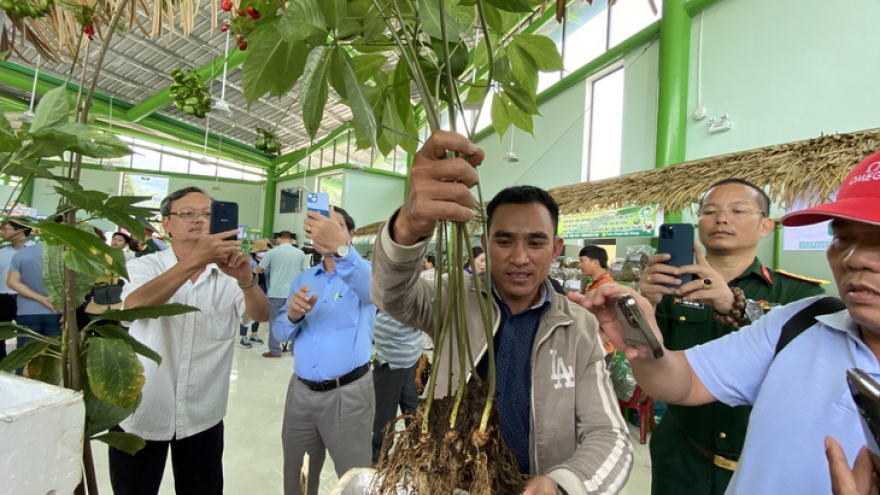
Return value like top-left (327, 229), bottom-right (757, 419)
top-left (354, 221), bottom-right (385, 237)
top-left (550, 128), bottom-right (880, 215)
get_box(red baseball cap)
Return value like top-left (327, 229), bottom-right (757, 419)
top-left (781, 150), bottom-right (880, 227)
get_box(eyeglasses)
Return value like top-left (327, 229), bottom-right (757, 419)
top-left (168, 211), bottom-right (211, 221)
top-left (697, 205), bottom-right (766, 218)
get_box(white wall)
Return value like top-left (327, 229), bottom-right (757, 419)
top-left (341, 170), bottom-right (406, 230)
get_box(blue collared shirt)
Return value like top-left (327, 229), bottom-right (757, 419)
top-left (476, 281), bottom-right (552, 474)
top-left (686, 296), bottom-right (876, 495)
top-left (272, 248), bottom-right (375, 381)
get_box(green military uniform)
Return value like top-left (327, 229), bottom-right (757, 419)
top-left (650, 258), bottom-right (825, 495)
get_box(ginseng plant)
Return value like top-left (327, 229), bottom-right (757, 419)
top-left (242, 0), bottom-right (564, 492)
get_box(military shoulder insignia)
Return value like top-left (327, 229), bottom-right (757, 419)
top-left (774, 269), bottom-right (830, 285)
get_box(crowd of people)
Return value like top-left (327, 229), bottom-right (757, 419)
top-left (1, 132), bottom-right (878, 495)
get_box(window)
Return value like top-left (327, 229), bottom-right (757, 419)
top-left (120, 174), bottom-right (169, 213)
top-left (583, 68), bottom-right (625, 182)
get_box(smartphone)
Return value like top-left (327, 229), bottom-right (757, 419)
top-left (657, 223), bottom-right (695, 287)
top-left (306, 192), bottom-right (330, 218)
top-left (615, 294), bottom-right (664, 359)
top-left (210, 201), bottom-right (239, 241)
top-left (847, 368), bottom-right (880, 455)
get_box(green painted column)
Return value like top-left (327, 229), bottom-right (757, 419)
top-left (655, 0), bottom-right (691, 223)
top-left (262, 168), bottom-right (277, 238)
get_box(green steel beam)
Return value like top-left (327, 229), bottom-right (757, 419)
top-left (272, 124), bottom-right (352, 177)
top-left (127, 49), bottom-right (249, 122)
top-left (0, 62), bottom-right (270, 165)
top-left (473, 20), bottom-right (661, 144)
top-left (278, 163), bottom-right (406, 182)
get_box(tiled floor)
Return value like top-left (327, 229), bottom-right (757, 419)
top-left (89, 326), bottom-right (653, 494)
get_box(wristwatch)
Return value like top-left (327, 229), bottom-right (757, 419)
top-left (738, 299), bottom-right (765, 327)
top-left (333, 243), bottom-right (350, 258)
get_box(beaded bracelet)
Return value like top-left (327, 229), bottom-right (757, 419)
top-left (238, 274), bottom-right (258, 290)
top-left (713, 287), bottom-right (747, 327)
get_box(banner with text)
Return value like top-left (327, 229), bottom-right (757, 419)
top-left (557, 205), bottom-right (662, 239)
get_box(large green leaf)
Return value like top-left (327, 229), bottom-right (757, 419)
top-left (507, 43), bottom-right (539, 95)
top-left (504, 93), bottom-right (535, 135)
top-left (339, 50), bottom-right (378, 149)
top-left (491, 91), bottom-right (511, 139)
top-left (87, 338), bottom-right (145, 409)
top-left (242, 25), bottom-right (309, 106)
top-left (352, 54), bottom-right (388, 84)
top-left (418, 0), bottom-right (476, 42)
top-left (277, 0), bottom-right (328, 42)
top-left (464, 78), bottom-right (489, 105)
top-left (2, 159), bottom-right (55, 179)
top-left (94, 196), bottom-right (157, 240)
top-left (318, 0), bottom-right (345, 31)
top-left (84, 393), bottom-right (140, 437)
top-left (0, 105), bottom-right (21, 152)
top-left (95, 303), bottom-right (201, 323)
top-left (92, 431), bottom-right (146, 455)
top-left (485, 0), bottom-right (542, 14)
top-left (21, 130), bottom-right (76, 159)
top-left (26, 354), bottom-right (63, 386)
top-left (37, 220), bottom-right (128, 276)
top-left (28, 123), bottom-right (131, 159)
top-left (432, 38), bottom-right (470, 80)
top-left (0, 340), bottom-right (49, 373)
top-left (483, 3), bottom-right (519, 33)
top-left (88, 325), bottom-right (162, 365)
top-left (501, 82), bottom-right (540, 115)
top-left (30, 86), bottom-right (70, 132)
top-left (43, 243), bottom-right (67, 310)
top-left (54, 182), bottom-right (109, 212)
top-left (328, 49), bottom-right (349, 100)
top-left (64, 244), bottom-right (127, 281)
top-left (511, 34), bottom-right (564, 72)
top-left (300, 46), bottom-right (332, 140)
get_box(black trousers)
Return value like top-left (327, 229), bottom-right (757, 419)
top-left (108, 421), bottom-right (224, 495)
top-left (371, 361), bottom-right (419, 463)
top-left (0, 293), bottom-right (16, 361)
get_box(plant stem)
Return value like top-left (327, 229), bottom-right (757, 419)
top-left (475, 181), bottom-right (496, 433)
top-left (82, 440), bottom-right (99, 495)
top-left (472, 0), bottom-right (495, 141)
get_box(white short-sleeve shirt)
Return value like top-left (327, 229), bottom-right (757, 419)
top-left (119, 248), bottom-right (252, 441)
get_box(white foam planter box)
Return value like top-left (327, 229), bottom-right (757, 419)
top-left (0, 372), bottom-right (85, 495)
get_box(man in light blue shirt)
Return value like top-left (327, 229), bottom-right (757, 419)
top-left (272, 206), bottom-right (375, 495)
top-left (257, 230), bottom-right (306, 357)
top-left (0, 218), bottom-right (34, 362)
top-left (570, 150), bottom-right (880, 495)
top-left (7, 242), bottom-right (61, 354)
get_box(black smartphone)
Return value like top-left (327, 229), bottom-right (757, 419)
top-left (210, 201), bottom-right (239, 241)
top-left (847, 368), bottom-right (880, 455)
top-left (615, 294), bottom-right (664, 359)
top-left (657, 223), bottom-right (695, 287)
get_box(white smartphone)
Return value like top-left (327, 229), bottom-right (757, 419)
top-left (615, 294), bottom-right (664, 359)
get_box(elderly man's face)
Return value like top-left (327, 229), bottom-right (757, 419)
top-left (827, 220), bottom-right (880, 333)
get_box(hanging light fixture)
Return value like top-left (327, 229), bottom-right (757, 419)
top-left (212, 30), bottom-right (234, 117)
top-left (198, 115), bottom-right (212, 165)
top-left (502, 125), bottom-right (519, 163)
top-left (211, 131), bottom-right (223, 190)
top-left (21, 55), bottom-right (41, 123)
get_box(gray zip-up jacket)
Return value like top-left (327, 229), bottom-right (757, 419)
top-left (370, 215), bottom-right (633, 495)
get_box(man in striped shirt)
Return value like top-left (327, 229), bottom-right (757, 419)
top-left (370, 311), bottom-right (423, 464)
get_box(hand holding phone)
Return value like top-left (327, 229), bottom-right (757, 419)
top-left (210, 201), bottom-right (239, 241)
top-left (847, 368), bottom-right (880, 456)
top-left (657, 223), bottom-right (695, 288)
top-left (615, 294), bottom-right (664, 358)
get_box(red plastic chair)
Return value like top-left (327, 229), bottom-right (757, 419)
top-left (618, 385), bottom-right (656, 444)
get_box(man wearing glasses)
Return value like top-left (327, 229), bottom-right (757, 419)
top-left (109, 186), bottom-right (269, 495)
top-left (638, 179), bottom-right (825, 495)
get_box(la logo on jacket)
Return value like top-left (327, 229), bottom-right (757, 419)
top-left (550, 349), bottom-right (575, 389)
